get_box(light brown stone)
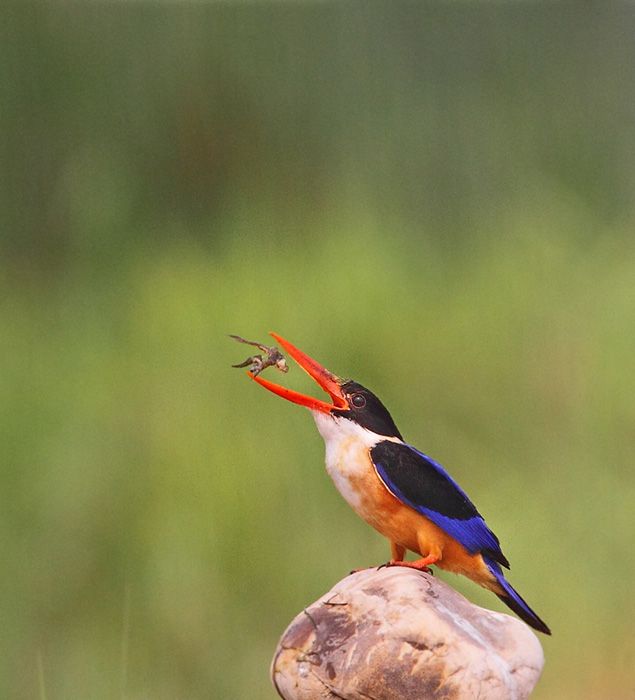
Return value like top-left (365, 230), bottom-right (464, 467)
top-left (272, 567), bottom-right (544, 700)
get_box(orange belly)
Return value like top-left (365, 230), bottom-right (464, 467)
top-left (328, 441), bottom-right (498, 591)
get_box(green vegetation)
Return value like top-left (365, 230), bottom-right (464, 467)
top-left (2, 4), bottom-right (634, 699)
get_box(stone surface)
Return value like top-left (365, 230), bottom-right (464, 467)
top-left (271, 567), bottom-right (544, 700)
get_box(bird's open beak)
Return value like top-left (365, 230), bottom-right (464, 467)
top-left (249, 333), bottom-right (348, 414)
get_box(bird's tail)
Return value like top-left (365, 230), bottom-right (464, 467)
top-left (482, 554), bottom-right (551, 635)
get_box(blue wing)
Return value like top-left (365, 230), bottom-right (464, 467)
top-left (370, 440), bottom-right (509, 568)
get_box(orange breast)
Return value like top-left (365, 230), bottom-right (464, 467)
top-left (327, 439), bottom-right (495, 588)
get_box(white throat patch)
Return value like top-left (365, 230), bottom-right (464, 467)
top-left (310, 410), bottom-right (380, 450)
top-left (309, 410), bottom-right (400, 512)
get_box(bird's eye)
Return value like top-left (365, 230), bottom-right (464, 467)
top-left (351, 393), bottom-right (366, 408)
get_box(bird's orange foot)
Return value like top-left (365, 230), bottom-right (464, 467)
top-left (385, 554), bottom-right (438, 573)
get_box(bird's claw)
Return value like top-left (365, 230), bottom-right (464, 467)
top-left (383, 560), bottom-right (434, 574)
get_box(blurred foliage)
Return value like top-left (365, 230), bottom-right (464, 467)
top-left (2, 2), bottom-right (635, 699)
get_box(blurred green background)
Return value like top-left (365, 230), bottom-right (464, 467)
top-left (2, 2), bottom-right (635, 699)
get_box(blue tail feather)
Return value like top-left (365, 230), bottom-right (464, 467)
top-left (482, 554), bottom-right (551, 635)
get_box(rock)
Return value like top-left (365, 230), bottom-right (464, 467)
top-left (271, 567), bottom-right (544, 700)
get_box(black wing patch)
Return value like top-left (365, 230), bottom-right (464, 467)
top-left (371, 440), bottom-right (479, 519)
top-left (371, 440), bottom-right (508, 567)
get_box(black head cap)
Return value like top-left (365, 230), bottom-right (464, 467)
top-left (332, 380), bottom-right (403, 440)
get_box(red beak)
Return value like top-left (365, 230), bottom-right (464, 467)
top-left (249, 333), bottom-right (348, 414)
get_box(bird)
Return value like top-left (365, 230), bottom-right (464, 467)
top-left (248, 332), bottom-right (551, 635)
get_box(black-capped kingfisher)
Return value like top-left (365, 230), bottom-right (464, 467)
top-left (249, 332), bottom-right (551, 635)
